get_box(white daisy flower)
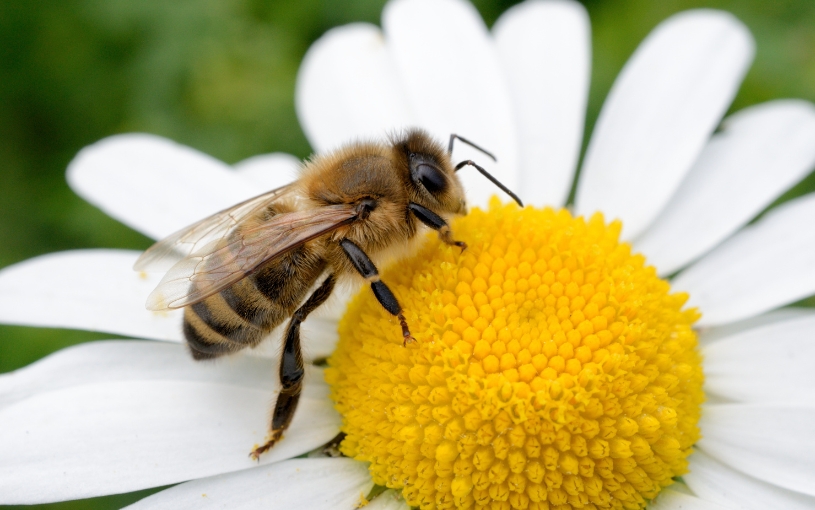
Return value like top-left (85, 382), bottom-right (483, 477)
top-left (2, 0), bottom-right (815, 508)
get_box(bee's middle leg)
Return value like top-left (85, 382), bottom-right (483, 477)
top-left (340, 239), bottom-right (415, 346)
top-left (249, 273), bottom-right (336, 460)
top-left (408, 203), bottom-right (466, 251)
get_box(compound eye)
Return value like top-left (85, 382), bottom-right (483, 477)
top-left (415, 164), bottom-right (447, 194)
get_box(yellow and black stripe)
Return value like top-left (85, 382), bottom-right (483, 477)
top-left (182, 245), bottom-right (326, 360)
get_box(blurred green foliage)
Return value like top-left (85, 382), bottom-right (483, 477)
top-left (1, 0), bottom-right (814, 508)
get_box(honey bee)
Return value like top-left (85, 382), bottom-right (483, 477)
top-left (135, 129), bottom-right (522, 459)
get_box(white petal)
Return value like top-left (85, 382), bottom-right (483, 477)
top-left (697, 308), bottom-right (813, 345)
top-left (0, 340), bottom-right (328, 409)
top-left (667, 482), bottom-right (696, 497)
top-left (0, 250), bottom-right (182, 341)
top-left (68, 134), bottom-right (260, 240)
top-left (0, 250), bottom-right (347, 360)
top-left (125, 458), bottom-right (371, 510)
top-left (300, 316), bottom-right (340, 358)
top-left (246, 316), bottom-right (341, 363)
top-left (651, 489), bottom-right (732, 510)
top-left (636, 100), bottom-right (815, 275)
top-left (296, 23), bottom-right (415, 153)
top-left (384, 0), bottom-right (519, 208)
top-left (314, 282), bottom-right (357, 322)
top-left (703, 313), bottom-right (815, 405)
top-left (576, 10), bottom-right (754, 239)
top-left (367, 490), bottom-right (411, 510)
top-left (233, 152), bottom-right (301, 190)
top-left (673, 193), bottom-right (815, 327)
top-left (685, 450), bottom-right (815, 510)
top-left (0, 345), bottom-right (339, 503)
top-left (698, 404), bottom-right (815, 497)
top-left (493, 0), bottom-right (590, 208)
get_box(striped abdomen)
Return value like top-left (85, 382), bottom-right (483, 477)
top-left (182, 244), bottom-right (327, 360)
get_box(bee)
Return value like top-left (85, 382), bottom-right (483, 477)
top-left (135, 129), bottom-right (522, 459)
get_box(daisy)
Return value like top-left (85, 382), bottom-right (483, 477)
top-left (2, 0), bottom-right (815, 508)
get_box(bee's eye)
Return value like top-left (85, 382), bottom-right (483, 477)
top-left (414, 164), bottom-right (446, 194)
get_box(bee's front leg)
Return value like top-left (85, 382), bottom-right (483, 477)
top-left (408, 203), bottom-right (466, 252)
top-left (339, 239), bottom-right (415, 346)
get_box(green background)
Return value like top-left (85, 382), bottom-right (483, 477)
top-left (1, 0), bottom-right (814, 508)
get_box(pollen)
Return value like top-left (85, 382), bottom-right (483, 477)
top-left (326, 201), bottom-right (703, 510)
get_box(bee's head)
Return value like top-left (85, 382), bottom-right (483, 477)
top-left (395, 129), bottom-right (467, 216)
top-left (394, 129), bottom-right (523, 217)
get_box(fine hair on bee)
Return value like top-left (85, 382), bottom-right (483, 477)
top-left (134, 129), bottom-right (523, 459)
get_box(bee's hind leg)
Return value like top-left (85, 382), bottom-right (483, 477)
top-left (250, 273), bottom-right (336, 461)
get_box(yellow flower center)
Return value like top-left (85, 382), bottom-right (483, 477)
top-left (326, 202), bottom-right (704, 510)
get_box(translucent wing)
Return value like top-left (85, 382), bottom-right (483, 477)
top-left (134, 184), bottom-right (297, 272)
top-left (145, 204), bottom-right (359, 310)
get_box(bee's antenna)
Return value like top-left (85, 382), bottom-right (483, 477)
top-left (455, 160), bottom-right (524, 207)
top-left (448, 134), bottom-right (497, 162)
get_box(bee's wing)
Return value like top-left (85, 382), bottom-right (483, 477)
top-left (134, 184), bottom-right (297, 272)
top-left (145, 204), bottom-right (359, 310)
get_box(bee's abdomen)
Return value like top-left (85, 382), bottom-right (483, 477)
top-left (182, 246), bottom-right (327, 360)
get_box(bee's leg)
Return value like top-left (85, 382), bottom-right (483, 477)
top-left (249, 273), bottom-right (336, 461)
top-left (408, 203), bottom-right (467, 251)
top-left (339, 239), bottom-right (415, 346)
